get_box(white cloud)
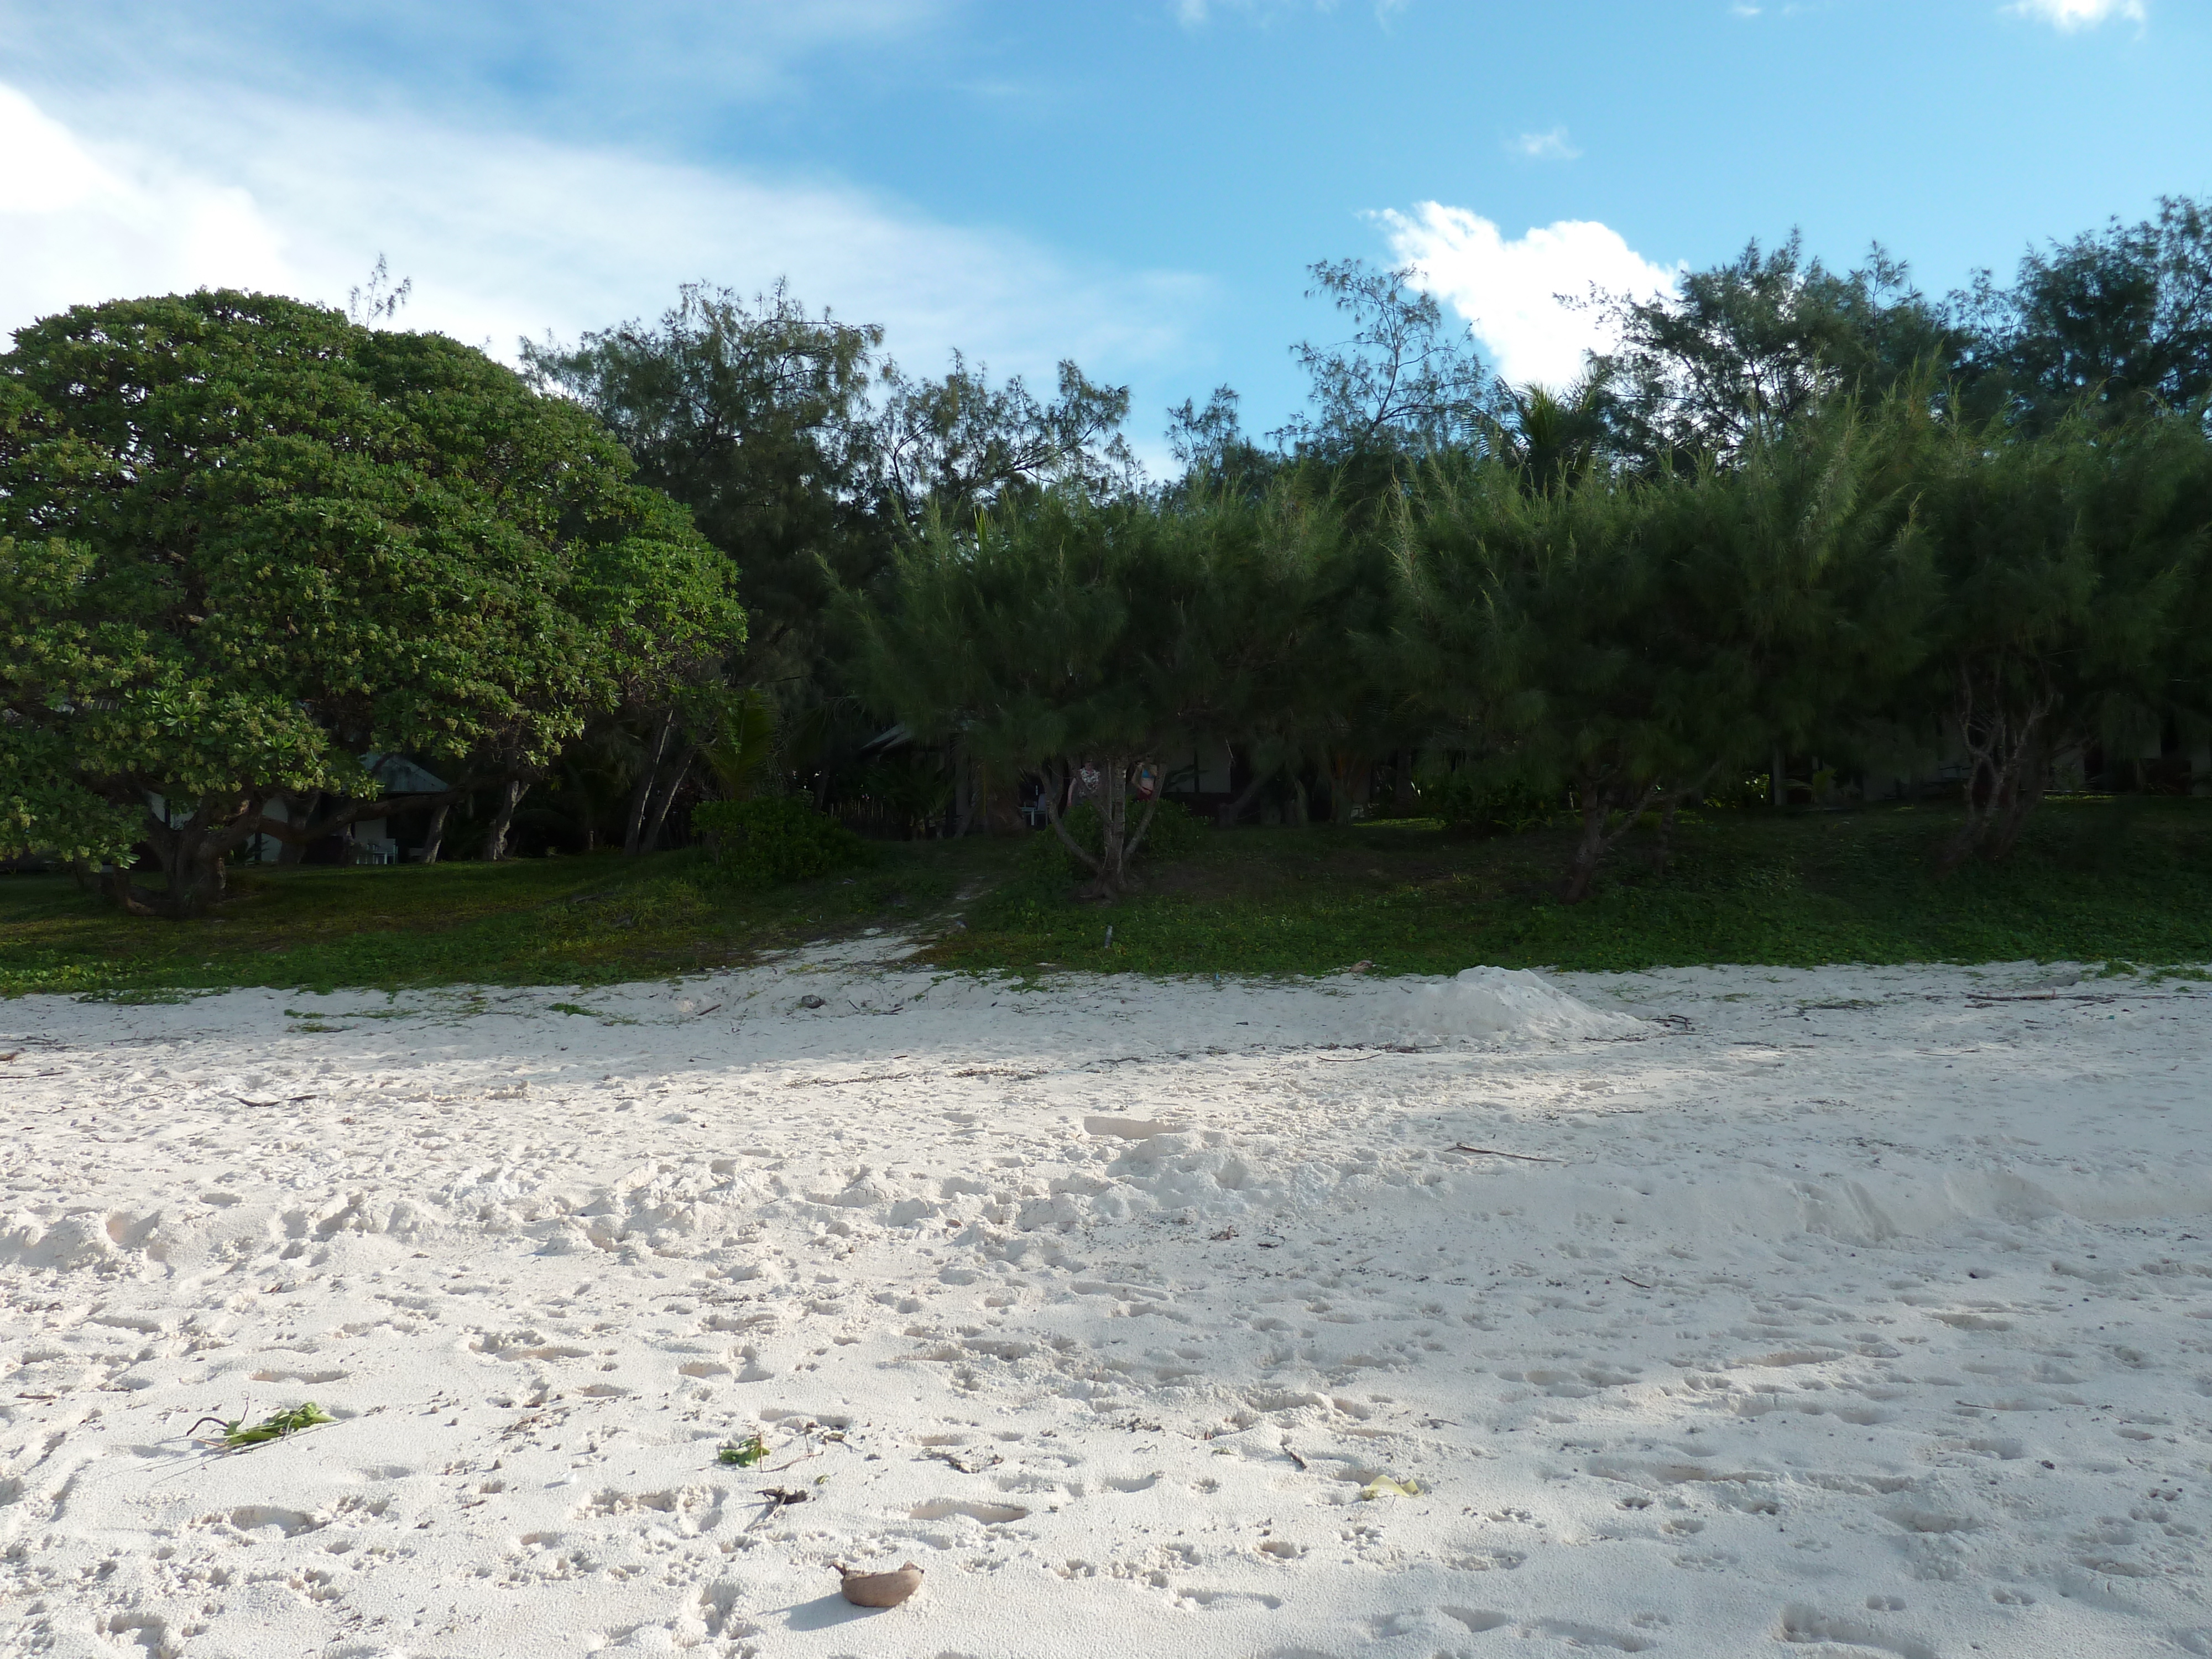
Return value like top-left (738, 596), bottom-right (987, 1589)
top-left (0, 80), bottom-right (1201, 390)
top-left (1509, 126), bottom-right (1581, 161)
top-left (2008, 0), bottom-right (2145, 27)
top-left (1379, 202), bottom-right (1680, 389)
top-left (0, 85), bottom-right (294, 329)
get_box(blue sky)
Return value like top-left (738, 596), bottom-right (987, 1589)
top-left (2, 1), bottom-right (2203, 467)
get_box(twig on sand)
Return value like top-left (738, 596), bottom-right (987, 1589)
top-left (1282, 1443), bottom-right (1310, 1471)
top-left (745, 1487), bottom-right (810, 1531)
top-left (1448, 1145), bottom-right (1564, 1164)
top-left (1620, 1276), bottom-right (1656, 1290)
top-left (921, 1447), bottom-right (1002, 1474)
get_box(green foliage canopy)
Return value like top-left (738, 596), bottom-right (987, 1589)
top-left (1902, 406), bottom-right (2212, 863)
top-left (1395, 406), bottom-right (1931, 898)
top-left (848, 491), bottom-right (1238, 892)
top-left (0, 290), bottom-right (740, 916)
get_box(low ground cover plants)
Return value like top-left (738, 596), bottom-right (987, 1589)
top-left (6, 798), bottom-right (2208, 998)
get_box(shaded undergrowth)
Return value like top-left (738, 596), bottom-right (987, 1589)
top-left (3, 799), bottom-right (2207, 999)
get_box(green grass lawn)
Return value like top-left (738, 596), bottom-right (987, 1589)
top-left (5, 798), bottom-right (2209, 999)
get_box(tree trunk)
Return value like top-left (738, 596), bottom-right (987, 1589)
top-left (420, 804), bottom-right (450, 865)
top-left (1120, 771), bottom-right (1166, 866)
top-left (277, 792), bottom-right (320, 864)
top-left (1214, 754), bottom-right (1277, 828)
top-left (1561, 779), bottom-right (1663, 903)
top-left (640, 747), bottom-right (697, 853)
top-left (1081, 755), bottom-right (1160, 900)
top-left (154, 840), bottom-right (226, 918)
top-left (624, 708), bottom-right (679, 855)
top-left (485, 779), bottom-right (528, 862)
top-left (1097, 757), bottom-right (1131, 893)
top-left (953, 745), bottom-right (975, 837)
top-left (141, 797), bottom-right (260, 917)
top-left (1037, 760), bottom-right (1105, 880)
top-left (1939, 664), bottom-right (2058, 870)
top-left (1328, 753), bottom-right (1369, 824)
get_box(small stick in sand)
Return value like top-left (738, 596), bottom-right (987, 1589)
top-left (744, 1488), bottom-right (809, 1531)
top-left (839, 1560), bottom-right (924, 1608)
top-left (1449, 1145), bottom-right (1565, 1164)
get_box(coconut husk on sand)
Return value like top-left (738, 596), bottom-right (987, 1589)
top-left (838, 1560), bottom-right (924, 1608)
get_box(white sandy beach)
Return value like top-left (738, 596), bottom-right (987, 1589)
top-left (3, 951), bottom-right (2208, 1658)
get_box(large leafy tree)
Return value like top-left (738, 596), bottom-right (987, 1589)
top-left (523, 284), bottom-right (879, 844)
top-left (528, 286), bottom-right (1141, 833)
top-left (0, 291), bottom-right (739, 917)
top-left (1274, 259), bottom-right (1491, 461)
top-left (1590, 236), bottom-right (1962, 466)
top-left (1955, 195), bottom-right (2212, 426)
top-left (869, 356), bottom-right (1140, 526)
top-left (522, 282), bottom-right (879, 685)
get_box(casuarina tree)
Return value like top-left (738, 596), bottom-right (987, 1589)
top-left (1905, 406), bottom-right (2210, 865)
top-left (847, 487), bottom-right (1321, 896)
top-left (1395, 405), bottom-right (1924, 899)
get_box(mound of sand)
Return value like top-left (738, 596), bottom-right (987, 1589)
top-left (1382, 965), bottom-right (1646, 1041)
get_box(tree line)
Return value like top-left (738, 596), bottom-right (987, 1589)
top-left (4, 198), bottom-right (2210, 915)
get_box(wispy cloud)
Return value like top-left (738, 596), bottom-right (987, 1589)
top-left (1175, 1), bottom-right (1407, 29)
top-left (0, 1), bottom-right (957, 125)
top-left (2007, 0), bottom-right (2146, 28)
top-left (1379, 202), bottom-right (1680, 388)
top-left (0, 79), bottom-right (1203, 385)
top-left (1509, 126), bottom-right (1581, 161)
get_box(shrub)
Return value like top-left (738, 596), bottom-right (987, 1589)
top-left (693, 797), bottom-right (870, 885)
top-left (1419, 770), bottom-right (1559, 837)
top-left (1026, 797), bottom-right (1207, 881)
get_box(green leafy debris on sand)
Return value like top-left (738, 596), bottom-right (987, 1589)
top-left (199, 1402), bottom-right (335, 1451)
top-left (718, 1434), bottom-right (768, 1467)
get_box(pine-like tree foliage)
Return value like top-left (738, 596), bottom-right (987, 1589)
top-left (1395, 406), bottom-right (1931, 899)
top-left (846, 487), bottom-right (1335, 894)
top-left (1904, 408), bottom-right (2211, 865)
